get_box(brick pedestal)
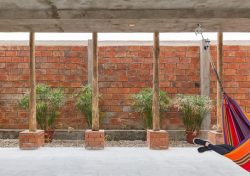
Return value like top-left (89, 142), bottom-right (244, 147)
top-left (147, 130), bottom-right (169, 150)
top-left (208, 130), bottom-right (224, 144)
top-left (19, 130), bottom-right (44, 150)
top-left (85, 129), bottom-right (105, 150)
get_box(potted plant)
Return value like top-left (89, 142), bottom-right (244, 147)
top-left (132, 88), bottom-right (171, 129)
top-left (19, 84), bottom-right (65, 142)
top-left (173, 94), bottom-right (213, 143)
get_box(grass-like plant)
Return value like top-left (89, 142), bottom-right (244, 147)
top-left (19, 84), bottom-right (65, 131)
top-left (173, 94), bottom-right (213, 132)
top-left (132, 88), bottom-right (171, 129)
top-left (76, 85), bottom-right (93, 128)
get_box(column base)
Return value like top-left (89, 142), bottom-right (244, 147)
top-left (208, 130), bottom-right (224, 144)
top-left (147, 130), bottom-right (169, 150)
top-left (85, 129), bottom-right (105, 150)
top-left (19, 130), bottom-right (44, 150)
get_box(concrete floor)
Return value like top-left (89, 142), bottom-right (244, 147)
top-left (0, 147), bottom-right (248, 176)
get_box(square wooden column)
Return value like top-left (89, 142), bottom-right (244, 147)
top-left (208, 32), bottom-right (224, 144)
top-left (19, 32), bottom-right (44, 150)
top-left (85, 32), bottom-right (104, 150)
top-left (147, 32), bottom-right (169, 150)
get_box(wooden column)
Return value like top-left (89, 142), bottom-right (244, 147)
top-left (91, 32), bottom-right (99, 131)
top-left (152, 32), bottom-right (160, 131)
top-left (88, 39), bottom-right (93, 85)
top-left (200, 39), bottom-right (211, 131)
top-left (217, 32), bottom-right (223, 132)
top-left (29, 32), bottom-right (37, 132)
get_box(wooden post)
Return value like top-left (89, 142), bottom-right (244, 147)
top-left (152, 32), bottom-right (160, 131)
top-left (200, 39), bottom-right (211, 131)
top-left (88, 39), bottom-right (93, 85)
top-left (29, 32), bottom-right (37, 132)
top-left (19, 34), bottom-right (44, 149)
top-left (91, 32), bottom-right (99, 131)
top-left (217, 32), bottom-right (223, 132)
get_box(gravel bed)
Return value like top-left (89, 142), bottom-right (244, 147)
top-left (0, 139), bottom-right (196, 148)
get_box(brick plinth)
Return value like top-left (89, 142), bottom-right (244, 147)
top-left (208, 130), bottom-right (224, 145)
top-left (85, 129), bottom-right (105, 150)
top-left (147, 130), bottom-right (169, 150)
top-left (19, 130), bottom-right (44, 150)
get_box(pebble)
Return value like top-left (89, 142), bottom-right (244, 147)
top-left (0, 139), bottom-right (196, 148)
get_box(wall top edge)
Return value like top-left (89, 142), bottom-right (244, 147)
top-left (0, 40), bottom-right (250, 46)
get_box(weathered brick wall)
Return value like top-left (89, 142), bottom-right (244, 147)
top-left (0, 44), bottom-right (249, 130)
top-left (0, 46), bottom-right (88, 129)
top-left (98, 46), bottom-right (200, 129)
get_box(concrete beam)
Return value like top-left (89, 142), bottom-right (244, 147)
top-left (200, 39), bottom-right (211, 131)
top-left (1, 9), bottom-right (250, 32)
top-left (1, 0), bottom-right (250, 10)
top-left (1, 0), bottom-right (250, 32)
top-left (1, 9), bottom-right (250, 19)
top-left (87, 39), bottom-right (93, 85)
top-left (1, 18), bottom-right (250, 32)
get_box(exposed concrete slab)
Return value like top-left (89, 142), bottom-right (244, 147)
top-left (0, 147), bottom-right (248, 176)
top-left (0, 0), bottom-right (250, 32)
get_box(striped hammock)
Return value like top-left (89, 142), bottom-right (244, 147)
top-left (198, 31), bottom-right (250, 172)
top-left (223, 93), bottom-right (250, 172)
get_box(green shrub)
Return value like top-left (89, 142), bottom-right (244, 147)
top-left (76, 85), bottom-right (93, 128)
top-left (132, 88), bottom-right (171, 129)
top-left (19, 84), bottom-right (65, 131)
top-left (173, 94), bottom-right (213, 132)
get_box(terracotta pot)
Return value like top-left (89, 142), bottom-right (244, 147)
top-left (44, 130), bottom-right (55, 143)
top-left (186, 131), bottom-right (199, 144)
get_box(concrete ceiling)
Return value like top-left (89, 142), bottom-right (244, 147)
top-left (0, 0), bottom-right (250, 32)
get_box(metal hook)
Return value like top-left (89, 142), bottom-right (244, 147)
top-left (195, 24), bottom-right (210, 50)
top-left (204, 38), bottom-right (211, 50)
top-left (195, 24), bottom-right (204, 39)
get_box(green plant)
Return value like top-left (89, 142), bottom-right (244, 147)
top-left (76, 85), bottom-right (93, 128)
top-left (173, 94), bottom-right (213, 132)
top-left (132, 88), bottom-right (171, 129)
top-left (19, 84), bottom-right (65, 131)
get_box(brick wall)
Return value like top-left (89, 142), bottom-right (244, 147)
top-left (98, 46), bottom-right (200, 129)
top-left (0, 44), bottom-right (249, 130)
top-left (0, 46), bottom-right (88, 129)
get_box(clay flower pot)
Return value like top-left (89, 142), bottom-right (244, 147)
top-left (186, 131), bottom-right (199, 144)
top-left (44, 130), bottom-right (55, 143)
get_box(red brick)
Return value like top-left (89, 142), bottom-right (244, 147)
top-left (5, 51), bottom-right (17, 57)
top-left (19, 130), bottom-right (44, 150)
top-left (147, 130), bottom-right (169, 150)
top-left (85, 130), bottom-right (105, 150)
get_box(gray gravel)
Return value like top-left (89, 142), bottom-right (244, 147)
top-left (0, 139), bottom-right (195, 148)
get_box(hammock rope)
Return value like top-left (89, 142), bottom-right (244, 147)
top-left (205, 47), bottom-right (224, 94)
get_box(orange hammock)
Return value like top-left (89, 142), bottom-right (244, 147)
top-left (222, 94), bottom-right (250, 172)
top-left (201, 41), bottom-right (250, 172)
top-left (225, 139), bottom-right (250, 172)
top-left (196, 25), bottom-right (250, 172)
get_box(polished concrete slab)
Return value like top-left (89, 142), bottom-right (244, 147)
top-left (0, 147), bottom-right (248, 176)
